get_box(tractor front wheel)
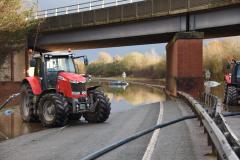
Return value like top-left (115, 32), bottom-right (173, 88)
top-left (226, 86), bottom-right (238, 106)
top-left (20, 83), bottom-right (38, 122)
top-left (39, 93), bottom-right (68, 127)
top-left (83, 90), bottom-right (111, 123)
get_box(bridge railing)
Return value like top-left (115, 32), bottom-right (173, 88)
top-left (33, 0), bottom-right (143, 19)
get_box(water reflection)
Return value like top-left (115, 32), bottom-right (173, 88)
top-left (0, 107), bottom-right (44, 141)
top-left (0, 82), bottom-right (166, 141)
top-left (103, 82), bottom-right (166, 112)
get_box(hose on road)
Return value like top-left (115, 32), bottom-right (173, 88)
top-left (80, 115), bottom-right (197, 160)
top-left (222, 112), bottom-right (240, 117)
top-left (80, 111), bottom-right (240, 160)
top-left (0, 93), bottom-right (21, 111)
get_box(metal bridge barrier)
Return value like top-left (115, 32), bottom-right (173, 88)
top-left (201, 92), bottom-right (240, 158)
top-left (180, 91), bottom-right (239, 160)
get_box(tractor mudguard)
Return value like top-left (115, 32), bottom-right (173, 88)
top-left (87, 85), bottom-right (101, 92)
top-left (22, 77), bottom-right (42, 95)
top-left (225, 74), bottom-right (231, 84)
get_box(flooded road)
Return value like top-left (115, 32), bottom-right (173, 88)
top-left (0, 82), bottom-right (165, 142)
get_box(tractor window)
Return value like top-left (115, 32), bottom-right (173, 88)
top-left (46, 57), bottom-right (76, 73)
top-left (46, 57), bottom-right (76, 88)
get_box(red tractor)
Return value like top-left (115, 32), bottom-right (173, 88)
top-left (224, 60), bottom-right (240, 106)
top-left (20, 52), bottom-right (111, 127)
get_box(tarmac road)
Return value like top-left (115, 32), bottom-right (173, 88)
top-left (0, 99), bottom-right (213, 160)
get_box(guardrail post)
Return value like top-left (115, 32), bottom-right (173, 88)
top-left (44, 11), bottom-right (48, 18)
top-left (55, 8), bottom-right (58, 16)
top-left (207, 134), bottom-right (212, 146)
top-left (102, 0), bottom-right (105, 8)
top-left (89, 1), bottom-right (92, 10)
top-left (116, 0), bottom-right (118, 5)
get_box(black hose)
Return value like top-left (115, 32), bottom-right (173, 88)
top-left (222, 112), bottom-right (240, 117)
top-left (80, 115), bottom-right (197, 160)
top-left (0, 93), bottom-right (21, 110)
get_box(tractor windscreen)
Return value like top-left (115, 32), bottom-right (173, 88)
top-left (46, 57), bottom-right (76, 73)
top-left (46, 57), bottom-right (76, 88)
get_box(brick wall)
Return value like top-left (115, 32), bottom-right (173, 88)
top-left (166, 38), bottom-right (204, 97)
top-left (0, 55), bottom-right (11, 81)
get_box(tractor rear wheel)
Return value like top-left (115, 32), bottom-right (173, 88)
top-left (226, 86), bottom-right (238, 106)
top-left (39, 93), bottom-right (68, 127)
top-left (83, 90), bottom-right (111, 123)
top-left (20, 83), bottom-right (38, 122)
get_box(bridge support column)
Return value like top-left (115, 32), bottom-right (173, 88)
top-left (166, 32), bottom-right (204, 97)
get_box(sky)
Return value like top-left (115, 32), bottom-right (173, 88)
top-left (34, 0), bottom-right (239, 62)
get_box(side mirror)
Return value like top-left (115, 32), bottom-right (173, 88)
top-left (30, 59), bottom-right (36, 67)
top-left (84, 57), bottom-right (89, 66)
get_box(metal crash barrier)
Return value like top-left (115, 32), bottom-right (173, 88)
top-left (179, 91), bottom-right (239, 160)
top-left (202, 92), bottom-right (240, 158)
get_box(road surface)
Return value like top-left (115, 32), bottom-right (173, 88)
top-left (0, 99), bottom-right (213, 160)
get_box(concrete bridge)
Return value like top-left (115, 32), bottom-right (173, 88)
top-left (34, 0), bottom-right (240, 50)
top-left (28, 0), bottom-right (240, 97)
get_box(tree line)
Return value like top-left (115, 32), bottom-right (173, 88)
top-left (75, 51), bottom-right (166, 79)
top-left (76, 37), bottom-right (240, 81)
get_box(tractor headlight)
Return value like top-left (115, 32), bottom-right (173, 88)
top-left (72, 91), bottom-right (81, 95)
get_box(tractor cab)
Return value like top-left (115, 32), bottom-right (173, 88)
top-left (30, 52), bottom-right (88, 90)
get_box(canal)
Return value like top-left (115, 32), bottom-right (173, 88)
top-left (0, 81), bottom-right (166, 142)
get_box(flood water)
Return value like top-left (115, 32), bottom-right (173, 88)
top-left (0, 81), bottom-right (166, 142)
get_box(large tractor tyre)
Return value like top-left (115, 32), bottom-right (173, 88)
top-left (226, 86), bottom-right (238, 106)
top-left (38, 93), bottom-right (68, 127)
top-left (20, 83), bottom-right (38, 122)
top-left (223, 84), bottom-right (227, 104)
top-left (68, 113), bottom-right (82, 121)
top-left (83, 90), bottom-right (111, 123)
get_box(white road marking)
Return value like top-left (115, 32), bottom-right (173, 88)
top-left (142, 102), bottom-right (164, 160)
